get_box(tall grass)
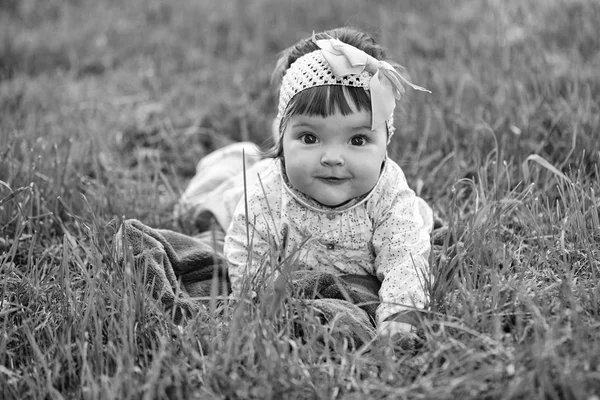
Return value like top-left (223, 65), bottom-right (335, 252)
top-left (1, 0), bottom-right (600, 398)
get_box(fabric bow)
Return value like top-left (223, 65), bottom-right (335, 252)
top-left (313, 33), bottom-right (430, 130)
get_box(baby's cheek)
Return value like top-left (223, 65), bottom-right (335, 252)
top-left (285, 159), bottom-right (310, 187)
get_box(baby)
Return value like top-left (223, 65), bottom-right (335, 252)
top-left (218, 27), bottom-right (434, 339)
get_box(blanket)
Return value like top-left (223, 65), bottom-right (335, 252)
top-left (114, 219), bottom-right (381, 347)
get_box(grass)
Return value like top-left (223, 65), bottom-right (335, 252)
top-left (1, 0), bottom-right (600, 398)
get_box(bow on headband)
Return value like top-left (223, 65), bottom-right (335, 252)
top-left (313, 33), bottom-right (430, 129)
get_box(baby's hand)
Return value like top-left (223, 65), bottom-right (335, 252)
top-left (378, 321), bottom-right (420, 350)
top-left (377, 321), bottom-right (413, 338)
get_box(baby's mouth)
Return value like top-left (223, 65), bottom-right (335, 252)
top-left (318, 176), bottom-right (348, 185)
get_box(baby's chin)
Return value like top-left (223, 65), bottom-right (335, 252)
top-left (313, 197), bottom-right (353, 208)
top-left (311, 189), bottom-right (370, 208)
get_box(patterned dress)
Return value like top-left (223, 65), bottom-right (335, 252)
top-left (223, 151), bottom-right (433, 326)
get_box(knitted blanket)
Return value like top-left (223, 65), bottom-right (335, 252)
top-left (114, 219), bottom-right (380, 346)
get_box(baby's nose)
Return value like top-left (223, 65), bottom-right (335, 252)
top-left (320, 148), bottom-right (345, 166)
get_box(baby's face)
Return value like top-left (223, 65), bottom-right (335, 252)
top-left (282, 107), bottom-right (387, 207)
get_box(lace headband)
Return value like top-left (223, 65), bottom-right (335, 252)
top-left (275, 33), bottom-right (430, 135)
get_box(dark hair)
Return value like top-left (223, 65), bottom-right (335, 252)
top-left (264, 27), bottom-right (395, 158)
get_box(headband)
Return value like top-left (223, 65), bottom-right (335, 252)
top-left (275, 33), bottom-right (430, 134)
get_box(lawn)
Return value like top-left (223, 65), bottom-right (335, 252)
top-left (1, 0), bottom-right (600, 399)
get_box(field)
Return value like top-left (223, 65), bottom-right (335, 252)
top-left (1, 0), bottom-right (600, 398)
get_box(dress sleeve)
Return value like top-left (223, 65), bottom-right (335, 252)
top-left (372, 173), bottom-right (432, 326)
top-left (224, 169), bottom-right (282, 298)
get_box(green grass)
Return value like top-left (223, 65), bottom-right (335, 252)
top-left (1, 0), bottom-right (600, 398)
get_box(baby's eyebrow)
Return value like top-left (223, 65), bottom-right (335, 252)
top-left (350, 124), bottom-right (372, 132)
top-left (290, 121), bottom-right (317, 129)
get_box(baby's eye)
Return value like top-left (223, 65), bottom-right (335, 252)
top-left (300, 134), bottom-right (317, 144)
top-left (350, 135), bottom-right (368, 146)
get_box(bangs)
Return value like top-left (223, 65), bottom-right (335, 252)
top-left (281, 85), bottom-right (371, 131)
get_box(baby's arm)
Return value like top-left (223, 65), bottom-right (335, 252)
top-left (224, 173), bottom-right (282, 297)
top-left (225, 208), bottom-right (270, 296)
top-left (372, 182), bottom-right (432, 337)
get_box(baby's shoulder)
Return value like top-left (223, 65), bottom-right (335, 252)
top-left (375, 159), bottom-right (409, 194)
top-left (243, 158), bottom-right (284, 202)
top-left (365, 160), bottom-right (413, 214)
